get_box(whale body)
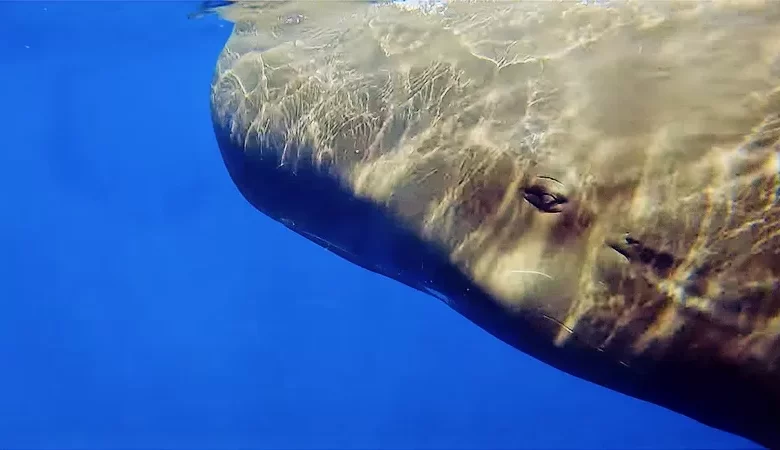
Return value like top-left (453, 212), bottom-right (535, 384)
top-left (205, 1), bottom-right (780, 447)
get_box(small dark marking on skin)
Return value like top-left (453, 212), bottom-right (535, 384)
top-left (608, 234), bottom-right (679, 277)
top-left (541, 312), bottom-right (574, 334)
top-left (540, 313), bottom-right (631, 368)
top-left (536, 175), bottom-right (565, 187)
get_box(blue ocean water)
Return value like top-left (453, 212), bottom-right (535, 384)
top-left (0, 1), bottom-right (761, 448)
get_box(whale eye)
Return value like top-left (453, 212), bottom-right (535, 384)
top-left (522, 178), bottom-right (568, 213)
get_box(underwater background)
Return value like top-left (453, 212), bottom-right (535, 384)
top-left (0, 1), bottom-right (762, 448)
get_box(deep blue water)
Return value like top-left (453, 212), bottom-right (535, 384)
top-left (0, 1), bottom-right (760, 448)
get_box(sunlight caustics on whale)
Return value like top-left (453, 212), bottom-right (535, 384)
top-left (200, 1), bottom-right (780, 447)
